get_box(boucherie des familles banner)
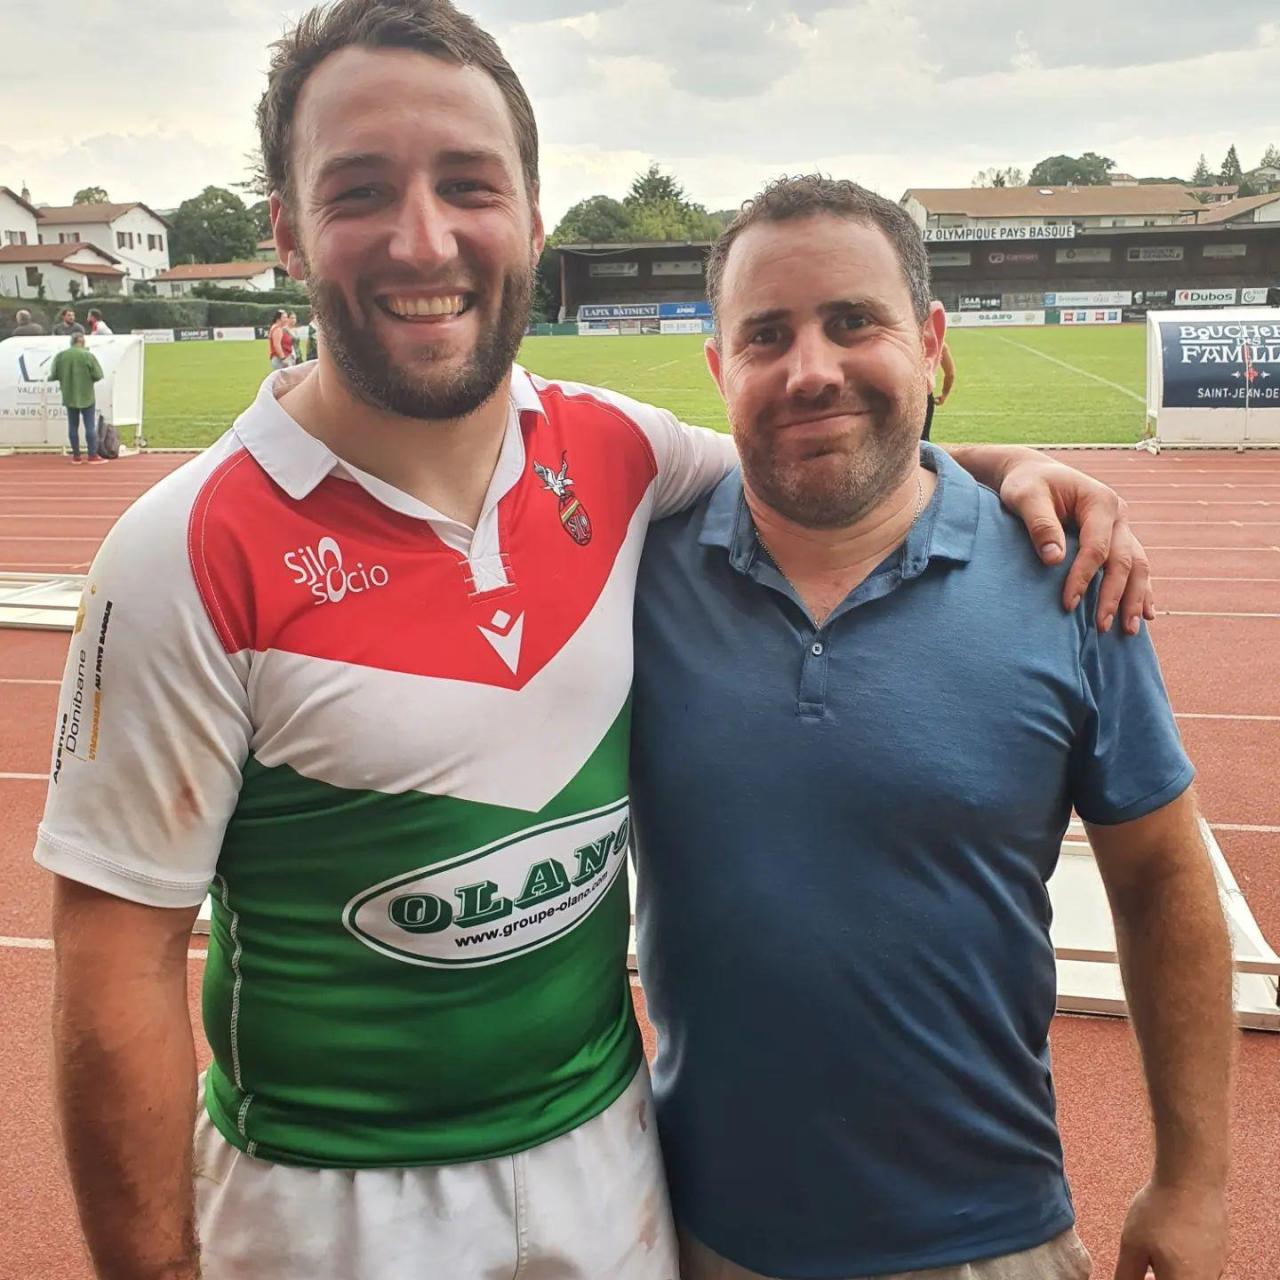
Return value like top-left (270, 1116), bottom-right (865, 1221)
top-left (1159, 318), bottom-right (1280, 409)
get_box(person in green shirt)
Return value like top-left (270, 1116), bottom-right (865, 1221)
top-left (48, 332), bottom-right (105, 464)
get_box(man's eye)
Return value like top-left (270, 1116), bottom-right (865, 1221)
top-left (749, 328), bottom-right (778, 346)
top-left (336, 186), bottom-right (377, 202)
top-left (835, 313), bottom-right (868, 332)
top-left (444, 180), bottom-right (490, 196)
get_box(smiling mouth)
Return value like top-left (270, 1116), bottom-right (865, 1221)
top-left (377, 293), bottom-right (474, 322)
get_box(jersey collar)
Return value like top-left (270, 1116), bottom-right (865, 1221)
top-left (231, 362), bottom-right (548, 511)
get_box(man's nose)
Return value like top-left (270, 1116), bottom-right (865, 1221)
top-left (784, 328), bottom-right (842, 402)
top-left (387, 179), bottom-right (458, 271)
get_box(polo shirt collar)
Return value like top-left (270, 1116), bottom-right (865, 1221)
top-left (699, 440), bottom-right (980, 578)
top-left (230, 362), bottom-right (548, 506)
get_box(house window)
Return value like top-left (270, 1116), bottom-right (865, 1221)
top-left (59, 232), bottom-right (81, 243)
top-left (1143, 219), bottom-right (1157, 226)
top-left (5, 230), bottom-right (29, 245)
top-left (25, 266), bottom-right (40, 286)
top-left (116, 231), bottom-right (135, 250)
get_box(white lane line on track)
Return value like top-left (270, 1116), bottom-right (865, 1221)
top-left (989, 335), bottom-right (1146, 403)
top-left (1211, 824), bottom-right (1280, 834)
top-left (1162, 610), bottom-right (1280, 618)
top-left (1146, 546), bottom-right (1280, 552)
top-left (1160, 576), bottom-right (1280, 582)
top-left (648, 359), bottom-right (681, 372)
top-left (0, 536), bottom-right (104, 543)
top-left (0, 936), bottom-right (209, 959)
top-left (0, 772), bottom-right (48, 781)
top-left (0, 678), bottom-right (59, 686)
top-left (1132, 521), bottom-right (1280, 526)
top-left (1176, 713), bottom-right (1280, 722)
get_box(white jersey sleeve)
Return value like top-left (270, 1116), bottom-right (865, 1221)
top-left (34, 455), bottom-right (252, 908)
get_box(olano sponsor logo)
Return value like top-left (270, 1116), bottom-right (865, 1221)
top-left (343, 800), bottom-right (630, 967)
top-left (284, 536), bottom-right (389, 606)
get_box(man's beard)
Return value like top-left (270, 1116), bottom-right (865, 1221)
top-left (735, 379), bottom-right (927, 530)
top-left (303, 258), bottom-right (533, 421)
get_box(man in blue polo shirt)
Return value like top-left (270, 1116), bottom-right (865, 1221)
top-left (630, 177), bottom-right (1234, 1280)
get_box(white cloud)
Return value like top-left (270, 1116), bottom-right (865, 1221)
top-left (2, 2), bottom-right (1276, 228)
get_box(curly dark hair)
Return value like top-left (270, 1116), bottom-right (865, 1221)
top-left (706, 174), bottom-right (932, 333)
top-left (257, 0), bottom-right (539, 205)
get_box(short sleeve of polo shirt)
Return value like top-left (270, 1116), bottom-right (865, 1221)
top-left (34, 447), bottom-right (252, 908)
top-left (1069, 600), bottom-right (1195, 825)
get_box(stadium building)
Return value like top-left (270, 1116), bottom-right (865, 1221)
top-left (555, 185), bottom-right (1280, 333)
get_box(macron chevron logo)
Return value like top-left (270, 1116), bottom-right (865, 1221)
top-left (478, 608), bottom-right (524, 674)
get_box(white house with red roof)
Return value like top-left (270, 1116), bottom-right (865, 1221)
top-left (1, 186), bottom-right (40, 249)
top-left (153, 260), bottom-right (279, 297)
top-left (30, 200), bottom-right (172, 289)
top-left (0, 242), bottom-right (127, 300)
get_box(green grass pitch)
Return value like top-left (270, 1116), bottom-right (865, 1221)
top-left (138, 325), bottom-right (1147, 449)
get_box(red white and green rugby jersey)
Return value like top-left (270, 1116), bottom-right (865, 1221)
top-left (35, 364), bottom-right (734, 1168)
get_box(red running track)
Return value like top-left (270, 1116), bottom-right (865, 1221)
top-left (1, 449), bottom-right (1277, 1279)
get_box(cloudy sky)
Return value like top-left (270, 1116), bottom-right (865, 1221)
top-left (3, 1), bottom-right (1276, 227)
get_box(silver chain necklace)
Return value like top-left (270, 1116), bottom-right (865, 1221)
top-left (754, 473), bottom-right (926, 586)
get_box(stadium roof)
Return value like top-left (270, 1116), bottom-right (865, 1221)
top-left (1192, 193), bottom-right (1280, 224)
top-left (902, 184), bottom-right (1201, 217)
top-left (154, 260), bottom-right (276, 281)
top-left (557, 240), bottom-right (712, 252)
top-left (0, 186), bottom-right (40, 219)
top-left (0, 243), bottom-right (122, 268)
top-left (35, 201), bottom-right (174, 229)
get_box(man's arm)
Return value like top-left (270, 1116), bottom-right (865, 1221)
top-left (53, 878), bottom-right (202, 1280)
top-left (91, 354), bottom-right (104, 381)
top-left (948, 444), bottom-right (1153, 634)
top-left (1085, 788), bottom-right (1234, 1280)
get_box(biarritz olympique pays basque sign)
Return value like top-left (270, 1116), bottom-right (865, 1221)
top-left (1159, 319), bottom-right (1280, 408)
top-left (923, 224), bottom-right (1076, 242)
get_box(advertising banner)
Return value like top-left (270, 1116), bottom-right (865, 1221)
top-left (1045, 291), bottom-right (1132, 308)
top-left (660, 318), bottom-right (706, 335)
top-left (1133, 290), bottom-right (1173, 306)
top-left (578, 303), bottom-right (659, 320)
top-left (130, 328), bottom-right (175, 344)
top-left (651, 260), bottom-right (704, 276)
top-left (213, 326), bottom-right (256, 341)
top-left (1175, 288), bottom-right (1237, 306)
top-left (0, 334), bottom-right (144, 446)
top-left (577, 322), bottom-right (620, 336)
top-left (946, 310), bottom-right (1046, 328)
top-left (959, 295), bottom-right (1002, 311)
top-left (175, 327), bottom-right (214, 341)
top-left (1056, 246), bottom-right (1111, 264)
top-left (1060, 309), bottom-right (1123, 325)
top-left (928, 251), bottom-right (971, 267)
top-left (657, 301), bottom-right (712, 318)
top-left (987, 250), bottom-right (1040, 265)
top-left (1202, 243), bottom-right (1247, 259)
top-left (1157, 316), bottom-right (1280, 408)
top-left (923, 224), bottom-right (1075, 242)
top-left (1242, 288), bottom-right (1271, 305)
top-left (588, 261), bottom-right (639, 278)
top-left (1127, 246), bottom-right (1184, 262)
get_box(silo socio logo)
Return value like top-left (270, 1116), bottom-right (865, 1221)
top-left (284, 536), bottom-right (390, 606)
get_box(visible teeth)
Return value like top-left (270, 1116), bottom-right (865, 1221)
top-left (386, 294), bottom-right (465, 317)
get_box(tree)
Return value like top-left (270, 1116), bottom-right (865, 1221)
top-left (73, 186), bottom-right (110, 204)
top-left (549, 195), bottom-right (633, 245)
top-left (1260, 144), bottom-right (1280, 170)
top-left (68, 279), bottom-right (81, 300)
top-left (132, 279), bottom-right (156, 297)
top-left (531, 247), bottom-right (561, 323)
top-left (169, 186), bottom-right (259, 264)
top-left (625, 164), bottom-right (686, 208)
top-left (972, 166), bottom-right (1026, 188)
top-left (1220, 145), bottom-right (1244, 185)
top-left (235, 148), bottom-right (270, 198)
top-left (247, 199), bottom-right (272, 241)
top-left (1191, 154), bottom-right (1213, 185)
top-left (1027, 152), bottom-right (1114, 187)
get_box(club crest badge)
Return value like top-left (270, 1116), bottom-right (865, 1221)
top-left (533, 452), bottom-right (592, 546)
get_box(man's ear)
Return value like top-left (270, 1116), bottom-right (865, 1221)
top-left (530, 183), bottom-right (546, 260)
top-left (270, 193), bottom-right (304, 280)
top-left (921, 300), bottom-right (946, 373)
top-left (704, 336), bottom-right (726, 399)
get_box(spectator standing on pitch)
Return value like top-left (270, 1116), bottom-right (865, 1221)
top-left (47, 332), bottom-right (104, 465)
top-left (267, 309), bottom-right (289, 369)
top-left (51, 308), bottom-right (85, 336)
top-left (9, 308), bottom-right (44, 337)
top-left (87, 308), bottom-right (113, 335)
